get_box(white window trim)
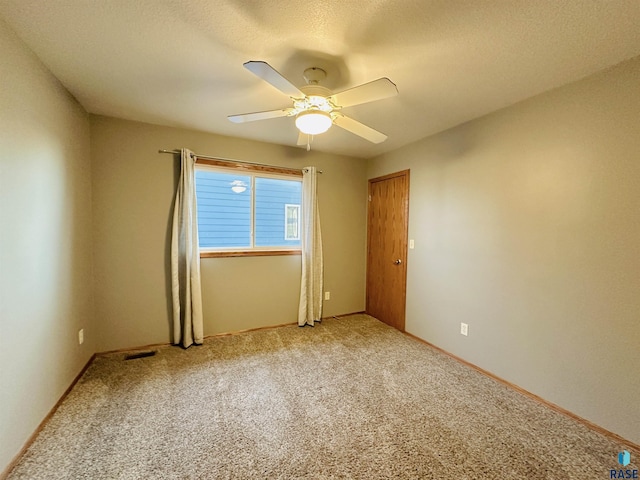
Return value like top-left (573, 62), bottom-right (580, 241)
top-left (284, 204), bottom-right (301, 241)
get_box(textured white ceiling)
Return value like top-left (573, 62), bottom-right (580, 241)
top-left (2, 0), bottom-right (640, 158)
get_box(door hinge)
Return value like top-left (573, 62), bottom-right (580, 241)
top-left (368, 195), bottom-right (372, 202)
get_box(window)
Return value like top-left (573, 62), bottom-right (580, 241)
top-left (195, 161), bottom-right (302, 257)
top-left (285, 204), bottom-right (300, 241)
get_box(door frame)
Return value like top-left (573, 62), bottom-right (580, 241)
top-left (366, 169), bottom-right (410, 331)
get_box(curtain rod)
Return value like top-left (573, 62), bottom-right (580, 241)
top-left (158, 149), bottom-right (322, 174)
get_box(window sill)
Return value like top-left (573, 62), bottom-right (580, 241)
top-left (200, 250), bottom-right (301, 258)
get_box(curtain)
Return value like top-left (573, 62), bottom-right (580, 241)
top-left (298, 166), bottom-right (324, 326)
top-left (171, 148), bottom-right (204, 347)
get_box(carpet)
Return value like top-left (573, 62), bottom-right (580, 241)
top-left (6, 314), bottom-right (632, 479)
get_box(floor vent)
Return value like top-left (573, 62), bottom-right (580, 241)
top-left (124, 351), bottom-right (156, 360)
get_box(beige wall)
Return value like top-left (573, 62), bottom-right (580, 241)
top-left (0, 18), bottom-right (94, 473)
top-left (368, 56), bottom-right (640, 444)
top-left (90, 116), bottom-right (367, 351)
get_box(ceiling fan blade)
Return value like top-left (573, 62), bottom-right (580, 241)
top-left (333, 114), bottom-right (388, 144)
top-left (244, 61), bottom-right (304, 99)
top-left (228, 108), bottom-right (294, 123)
top-left (296, 131), bottom-right (307, 146)
top-left (329, 78), bottom-right (398, 108)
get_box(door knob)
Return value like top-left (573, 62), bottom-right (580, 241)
top-left (393, 259), bottom-right (402, 265)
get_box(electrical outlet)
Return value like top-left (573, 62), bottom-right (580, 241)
top-left (324, 292), bottom-right (330, 300)
top-left (78, 329), bottom-right (84, 345)
top-left (460, 323), bottom-right (468, 336)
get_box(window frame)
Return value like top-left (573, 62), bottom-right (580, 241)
top-left (195, 158), bottom-right (303, 258)
top-left (284, 204), bottom-right (301, 241)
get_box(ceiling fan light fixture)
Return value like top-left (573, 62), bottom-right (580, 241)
top-left (295, 110), bottom-right (332, 135)
top-left (230, 180), bottom-right (247, 193)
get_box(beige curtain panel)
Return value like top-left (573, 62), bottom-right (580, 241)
top-left (298, 166), bottom-right (324, 326)
top-left (171, 148), bottom-right (204, 347)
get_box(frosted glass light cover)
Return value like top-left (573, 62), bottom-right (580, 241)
top-left (295, 111), bottom-right (332, 135)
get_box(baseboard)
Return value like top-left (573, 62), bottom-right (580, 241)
top-left (96, 341), bottom-right (173, 356)
top-left (0, 354), bottom-right (96, 480)
top-left (97, 312), bottom-right (367, 356)
top-left (96, 324), bottom-right (300, 356)
top-left (205, 321), bottom-right (298, 338)
top-left (403, 331), bottom-right (640, 455)
top-left (324, 311), bottom-right (366, 320)
top-left (206, 311), bottom-right (366, 337)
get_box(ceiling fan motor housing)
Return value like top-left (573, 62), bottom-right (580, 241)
top-left (297, 85), bottom-right (334, 112)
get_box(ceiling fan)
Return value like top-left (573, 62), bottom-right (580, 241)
top-left (228, 61), bottom-right (398, 147)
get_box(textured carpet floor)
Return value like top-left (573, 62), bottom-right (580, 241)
top-left (7, 315), bottom-right (632, 479)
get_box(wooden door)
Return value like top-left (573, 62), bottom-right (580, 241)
top-left (366, 170), bottom-right (410, 331)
